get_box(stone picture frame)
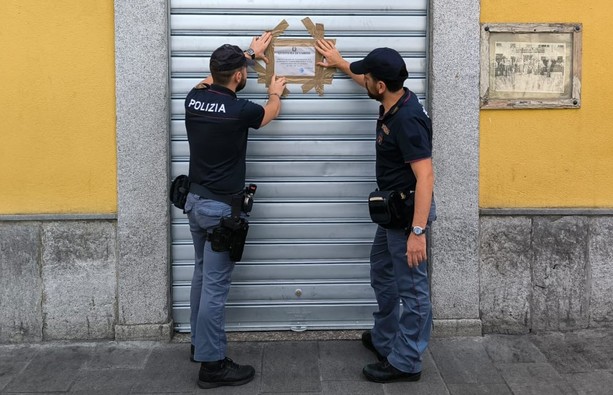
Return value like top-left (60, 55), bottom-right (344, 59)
top-left (480, 23), bottom-right (582, 109)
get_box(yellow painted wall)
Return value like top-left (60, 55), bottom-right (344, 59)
top-left (480, 1), bottom-right (613, 208)
top-left (0, 0), bottom-right (116, 214)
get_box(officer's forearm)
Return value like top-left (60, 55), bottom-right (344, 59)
top-left (411, 169), bottom-right (434, 229)
top-left (260, 95), bottom-right (281, 127)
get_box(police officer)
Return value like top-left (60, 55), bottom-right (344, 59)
top-left (315, 40), bottom-right (436, 383)
top-left (185, 32), bottom-right (286, 389)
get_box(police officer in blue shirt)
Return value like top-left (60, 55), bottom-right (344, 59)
top-left (316, 40), bottom-right (436, 383)
top-left (185, 32), bottom-right (286, 389)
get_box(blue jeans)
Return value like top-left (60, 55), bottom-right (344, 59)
top-left (369, 203), bottom-right (436, 373)
top-left (185, 193), bottom-right (234, 362)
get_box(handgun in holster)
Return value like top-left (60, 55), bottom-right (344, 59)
top-left (209, 184), bottom-right (256, 262)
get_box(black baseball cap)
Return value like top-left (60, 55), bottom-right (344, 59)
top-left (350, 47), bottom-right (408, 81)
top-left (210, 44), bottom-right (254, 72)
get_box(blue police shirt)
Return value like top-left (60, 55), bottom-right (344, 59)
top-left (185, 84), bottom-right (265, 195)
top-left (375, 88), bottom-right (433, 192)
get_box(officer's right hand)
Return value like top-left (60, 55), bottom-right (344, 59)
top-left (315, 39), bottom-right (345, 69)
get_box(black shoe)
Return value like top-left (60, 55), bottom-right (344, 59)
top-left (361, 330), bottom-right (385, 361)
top-left (190, 344), bottom-right (196, 362)
top-left (197, 358), bottom-right (255, 389)
top-left (363, 359), bottom-right (421, 383)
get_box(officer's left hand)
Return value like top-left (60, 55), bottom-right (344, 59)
top-left (406, 233), bottom-right (427, 268)
top-left (249, 32), bottom-right (273, 63)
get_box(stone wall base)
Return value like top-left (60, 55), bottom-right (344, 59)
top-left (115, 322), bottom-right (174, 342)
top-left (480, 213), bottom-right (613, 334)
top-left (433, 319), bottom-right (483, 337)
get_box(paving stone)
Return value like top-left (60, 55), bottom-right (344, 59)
top-left (0, 361), bottom-right (29, 392)
top-left (0, 344), bottom-right (40, 364)
top-left (318, 340), bottom-right (374, 381)
top-left (69, 368), bottom-right (139, 394)
top-left (261, 341), bottom-right (321, 393)
top-left (385, 381), bottom-right (450, 395)
top-left (321, 380), bottom-right (383, 395)
top-left (256, 392), bottom-right (321, 395)
top-left (226, 341), bottom-right (265, 373)
top-left (562, 370), bottom-right (613, 395)
top-left (417, 349), bottom-right (447, 384)
top-left (2, 345), bottom-right (92, 393)
top-left (483, 334), bottom-right (548, 363)
top-left (530, 330), bottom-right (613, 373)
top-left (429, 337), bottom-right (504, 384)
top-left (507, 382), bottom-right (578, 395)
top-left (497, 362), bottom-right (576, 395)
top-left (195, 376), bottom-right (262, 395)
top-left (83, 341), bottom-right (154, 370)
top-left (131, 344), bottom-right (197, 393)
top-left (447, 383), bottom-right (512, 395)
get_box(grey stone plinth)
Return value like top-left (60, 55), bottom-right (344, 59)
top-left (431, 219), bottom-right (480, 320)
top-left (114, 322), bottom-right (173, 341)
top-left (41, 221), bottom-right (117, 340)
top-left (531, 216), bottom-right (590, 331)
top-left (0, 223), bottom-right (43, 343)
top-left (115, 0), bottom-right (172, 336)
top-left (589, 217), bottom-right (613, 327)
top-left (433, 319), bottom-right (482, 337)
top-left (480, 213), bottom-right (613, 333)
top-left (480, 217), bottom-right (532, 334)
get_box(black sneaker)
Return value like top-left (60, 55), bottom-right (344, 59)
top-left (197, 357), bottom-right (255, 389)
top-left (361, 330), bottom-right (385, 361)
top-left (363, 359), bottom-right (421, 383)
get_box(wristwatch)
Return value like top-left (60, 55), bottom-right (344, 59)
top-left (245, 48), bottom-right (256, 60)
top-left (411, 226), bottom-right (427, 236)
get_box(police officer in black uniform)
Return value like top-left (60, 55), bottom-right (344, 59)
top-left (185, 32), bottom-right (286, 389)
top-left (315, 40), bottom-right (436, 383)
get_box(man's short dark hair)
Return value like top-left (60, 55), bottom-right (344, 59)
top-left (373, 77), bottom-right (405, 93)
top-left (212, 68), bottom-right (241, 85)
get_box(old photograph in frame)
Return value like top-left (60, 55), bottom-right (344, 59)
top-left (480, 23), bottom-right (582, 109)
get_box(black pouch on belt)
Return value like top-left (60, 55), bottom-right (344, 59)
top-left (169, 175), bottom-right (191, 211)
top-left (368, 190), bottom-right (414, 229)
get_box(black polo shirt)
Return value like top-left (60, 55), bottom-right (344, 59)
top-left (185, 84), bottom-right (265, 195)
top-left (375, 88), bottom-right (433, 192)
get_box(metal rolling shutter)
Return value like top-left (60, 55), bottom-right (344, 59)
top-left (170, 0), bottom-right (429, 332)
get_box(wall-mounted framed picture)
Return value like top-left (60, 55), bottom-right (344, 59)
top-left (480, 23), bottom-right (582, 109)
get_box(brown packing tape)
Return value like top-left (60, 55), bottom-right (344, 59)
top-left (271, 19), bottom-right (290, 38)
top-left (257, 18), bottom-right (335, 96)
top-left (255, 19), bottom-right (289, 82)
top-left (315, 23), bottom-right (325, 40)
top-left (300, 17), bottom-right (326, 95)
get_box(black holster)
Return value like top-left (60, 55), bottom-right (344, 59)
top-left (208, 191), bottom-right (254, 262)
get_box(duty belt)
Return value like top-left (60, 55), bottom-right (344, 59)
top-left (189, 183), bottom-right (235, 206)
